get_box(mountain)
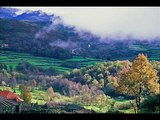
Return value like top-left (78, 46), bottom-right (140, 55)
top-left (0, 7), bottom-right (53, 22)
top-left (14, 10), bottom-right (54, 22)
top-left (0, 7), bottom-right (160, 61)
top-left (0, 7), bottom-right (18, 19)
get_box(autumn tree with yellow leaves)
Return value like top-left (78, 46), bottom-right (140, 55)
top-left (19, 85), bottom-right (32, 103)
top-left (116, 53), bottom-right (159, 113)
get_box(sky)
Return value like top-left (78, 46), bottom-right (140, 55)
top-left (11, 7), bottom-right (160, 40)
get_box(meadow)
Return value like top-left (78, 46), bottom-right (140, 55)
top-left (0, 50), bottom-right (101, 74)
top-left (0, 85), bottom-right (134, 113)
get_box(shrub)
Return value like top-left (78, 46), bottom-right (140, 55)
top-left (114, 101), bottom-right (131, 110)
top-left (140, 94), bottom-right (160, 113)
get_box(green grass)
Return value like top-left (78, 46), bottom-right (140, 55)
top-left (0, 85), bottom-right (72, 105)
top-left (81, 96), bottom-right (134, 113)
top-left (128, 44), bottom-right (160, 61)
top-left (129, 45), bottom-right (148, 51)
top-left (0, 50), bottom-right (101, 74)
top-left (0, 86), bottom-right (135, 113)
top-left (119, 109), bottom-right (135, 114)
top-left (0, 86), bottom-right (46, 105)
top-left (83, 105), bottom-right (110, 113)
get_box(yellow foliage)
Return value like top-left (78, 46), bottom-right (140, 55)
top-left (117, 53), bottom-right (159, 96)
top-left (20, 85), bottom-right (32, 103)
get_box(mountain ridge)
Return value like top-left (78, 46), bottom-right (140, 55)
top-left (0, 7), bottom-right (160, 61)
top-left (0, 7), bottom-right (54, 22)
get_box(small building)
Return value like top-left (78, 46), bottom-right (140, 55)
top-left (0, 90), bottom-right (24, 113)
top-left (0, 90), bottom-right (23, 102)
top-left (1, 44), bottom-right (9, 48)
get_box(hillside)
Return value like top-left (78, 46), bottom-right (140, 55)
top-left (0, 7), bottom-right (160, 61)
top-left (0, 7), bottom-right (53, 22)
top-left (0, 50), bottom-right (100, 74)
top-left (0, 55), bottom-right (159, 113)
top-left (1, 17), bottom-right (160, 61)
top-left (0, 7), bottom-right (159, 114)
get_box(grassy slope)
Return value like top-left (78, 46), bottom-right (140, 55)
top-left (0, 86), bottom-right (72, 105)
top-left (0, 86), bottom-right (134, 113)
top-left (0, 50), bottom-right (101, 74)
top-left (83, 98), bottom-right (134, 113)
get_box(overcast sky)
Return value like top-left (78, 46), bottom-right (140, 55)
top-left (11, 7), bottom-right (160, 40)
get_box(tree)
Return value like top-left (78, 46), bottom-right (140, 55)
top-left (42, 79), bottom-right (46, 86)
top-left (92, 79), bottom-right (99, 87)
top-left (63, 71), bottom-right (70, 78)
top-left (19, 85), bottom-right (32, 103)
top-left (11, 77), bottom-right (17, 91)
top-left (47, 86), bottom-right (54, 101)
top-left (47, 86), bottom-right (54, 95)
top-left (116, 54), bottom-right (159, 113)
top-left (1, 81), bottom-right (6, 90)
top-left (31, 79), bottom-right (37, 91)
top-left (83, 74), bottom-right (92, 83)
top-left (139, 94), bottom-right (160, 113)
top-left (1, 81), bottom-right (6, 86)
top-left (105, 76), bottom-right (119, 96)
top-left (99, 79), bottom-right (105, 88)
top-left (97, 73), bottom-right (104, 80)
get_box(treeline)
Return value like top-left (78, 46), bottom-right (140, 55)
top-left (0, 62), bottom-right (57, 88)
top-left (16, 62), bottom-right (58, 76)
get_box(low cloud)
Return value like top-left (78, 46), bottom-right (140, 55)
top-left (28, 7), bottom-right (160, 41)
top-left (35, 16), bottom-right (62, 39)
top-left (49, 39), bottom-right (78, 49)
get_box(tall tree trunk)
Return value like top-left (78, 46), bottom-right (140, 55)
top-left (130, 100), bottom-right (137, 114)
top-left (135, 95), bottom-right (141, 113)
top-left (137, 84), bottom-right (142, 113)
top-left (135, 97), bottom-right (139, 113)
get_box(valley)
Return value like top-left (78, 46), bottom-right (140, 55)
top-left (0, 7), bottom-right (159, 114)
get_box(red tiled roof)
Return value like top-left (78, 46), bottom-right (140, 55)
top-left (0, 90), bottom-right (24, 102)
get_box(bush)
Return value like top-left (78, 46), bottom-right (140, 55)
top-left (140, 94), bottom-right (160, 113)
top-left (4, 87), bottom-right (12, 91)
top-left (114, 101), bottom-right (131, 110)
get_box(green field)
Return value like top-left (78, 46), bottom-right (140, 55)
top-left (0, 85), bottom-right (72, 105)
top-left (0, 50), bottom-right (101, 74)
top-left (129, 45), bottom-right (160, 61)
top-left (0, 85), bottom-right (134, 113)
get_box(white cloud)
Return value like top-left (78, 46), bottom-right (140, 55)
top-left (10, 7), bottom-right (160, 40)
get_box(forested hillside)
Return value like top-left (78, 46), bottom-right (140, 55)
top-left (1, 15), bottom-right (160, 61)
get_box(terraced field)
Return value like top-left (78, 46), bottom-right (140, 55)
top-left (0, 50), bottom-right (101, 74)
